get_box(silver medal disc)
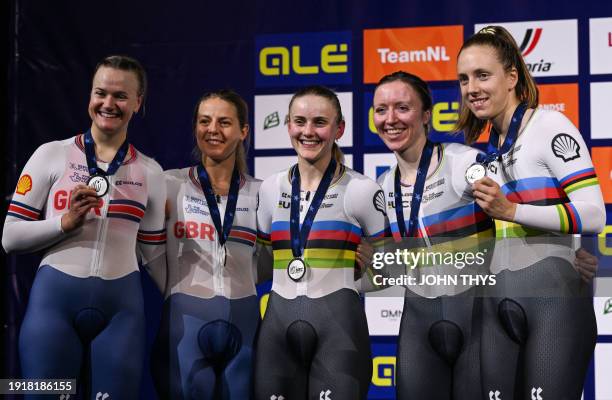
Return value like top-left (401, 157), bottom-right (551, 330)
top-left (87, 174), bottom-right (109, 197)
top-left (465, 163), bottom-right (487, 184)
top-left (287, 258), bottom-right (306, 282)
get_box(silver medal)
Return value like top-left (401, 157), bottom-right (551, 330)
top-left (87, 174), bottom-right (109, 197)
top-left (465, 163), bottom-right (487, 184)
top-left (287, 258), bottom-right (306, 282)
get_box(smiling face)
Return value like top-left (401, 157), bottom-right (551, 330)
top-left (287, 94), bottom-right (344, 165)
top-left (457, 44), bottom-right (519, 126)
top-left (373, 80), bottom-right (431, 154)
top-left (195, 97), bottom-right (247, 164)
top-left (88, 66), bottom-right (142, 138)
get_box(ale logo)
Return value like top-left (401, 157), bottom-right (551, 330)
top-left (604, 298), bottom-right (612, 315)
top-left (256, 31), bottom-right (352, 87)
top-left (372, 356), bottom-right (396, 386)
top-left (260, 44), bottom-right (348, 75)
top-left (264, 112), bottom-right (281, 130)
top-left (432, 101), bottom-right (459, 132)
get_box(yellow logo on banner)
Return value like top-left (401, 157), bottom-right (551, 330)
top-left (259, 293), bottom-right (270, 319)
top-left (259, 44), bottom-right (348, 76)
top-left (368, 106), bottom-right (377, 134)
top-left (372, 356), bottom-right (396, 386)
top-left (16, 174), bottom-right (33, 195)
top-left (367, 100), bottom-right (460, 134)
top-left (432, 101), bottom-right (459, 132)
top-left (599, 225), bottom-right (612, 256)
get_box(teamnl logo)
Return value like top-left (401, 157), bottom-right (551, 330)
top-left (475, 19), bottom-right (578, 77)
top-left (255, 31), bottom-right (352, 87)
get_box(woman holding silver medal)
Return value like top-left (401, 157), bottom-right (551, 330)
top-left (2, 55), bottom-right (167, 399)
top-left (255, 85), bottom-right (386, 400)
top-left (456, 26), bottom-right (605, 399)
top-left (151, 90), bottom-right (264, 399)
top-left (371, 70), bottom-right (496, 399)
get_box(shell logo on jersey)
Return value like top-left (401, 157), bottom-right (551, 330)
top-left (589, 18), bottom-right (612, 75)
top-left (590, 82), bottom-right (612, 140)
top-left (362, 87), bottom-right (464, 148)
top-left (591, 147), bottom-right (612, 204)
top-left (255, 31), bottom-right (352, 87)
top-left (16, 174), bottom-right (33, 195)
top-left (474, 19), bottom-right (578, 77)
top-left (363, 25), bottom-right (463, 83)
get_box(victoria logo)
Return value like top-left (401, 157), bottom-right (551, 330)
top-left (517, 27), bottom-right (551, 73)
top-left (519, 28), bottom-right (542, 57)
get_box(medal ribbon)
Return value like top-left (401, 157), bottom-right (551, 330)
top-left (290, 158), bottom-right (337, 258)
top-left (84, 130), bottom-right (130, 177)
top-left (197, 163), bottom-right (241, 247)
top-left (476, 103), bottom-right (527, 165)
top-left (394, 140), bottom-right (435, 238)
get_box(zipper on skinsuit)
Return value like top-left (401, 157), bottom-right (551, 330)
top-left (91, 175), bottom-right (112, 277)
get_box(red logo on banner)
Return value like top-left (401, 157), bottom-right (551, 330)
top-left (519, 28), bottom-right (543, 56)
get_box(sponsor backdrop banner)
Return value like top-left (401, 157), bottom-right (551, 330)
top-left (6, 1), bottom-right (612, 399)
top-left (474, 19), bottom-right (579, 77)
top-left (363, 25), bottom-right (464, 82)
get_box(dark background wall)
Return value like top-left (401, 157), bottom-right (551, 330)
top-left (3, 1), bottom-right (612, 399)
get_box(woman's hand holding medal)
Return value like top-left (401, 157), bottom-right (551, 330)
top-left (60, 184), bottom-right (101, 232)
top-left (471, 176), bottom-right (517, 222)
